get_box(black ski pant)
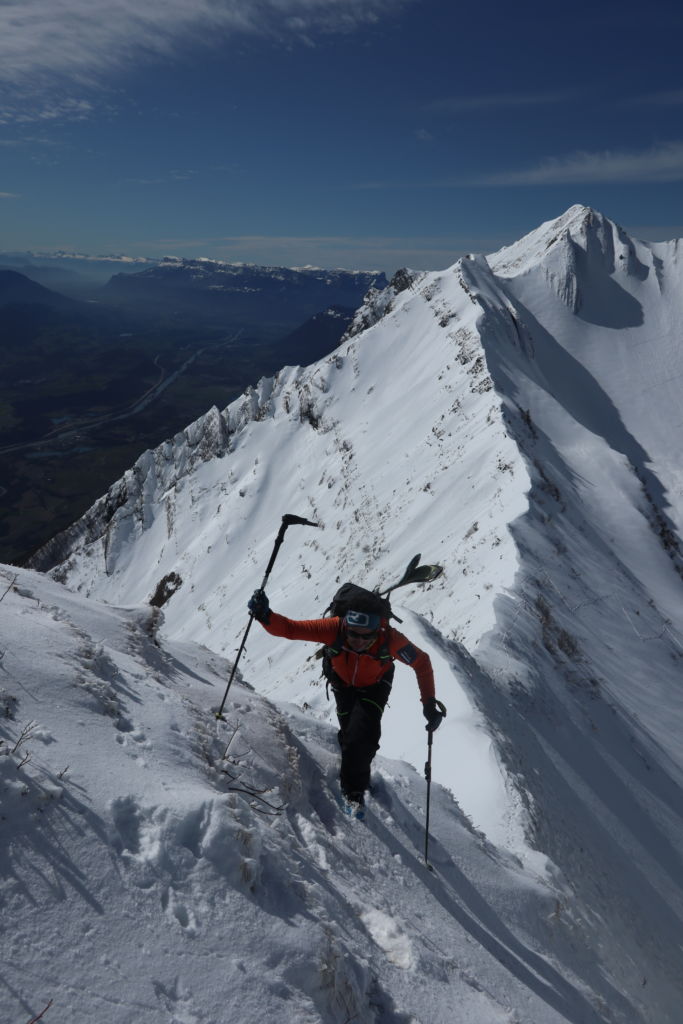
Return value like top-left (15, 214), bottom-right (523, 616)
top-left (332, 671), bottom-right (393, 798)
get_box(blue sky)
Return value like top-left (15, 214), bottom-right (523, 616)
top-left (1, 0), bottom-right (683, 272)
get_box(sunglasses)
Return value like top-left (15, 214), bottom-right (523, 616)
top-left (346, 628), bottom-right (378, 640)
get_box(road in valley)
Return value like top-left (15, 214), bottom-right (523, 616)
top-left (0, 333), bottom-right (242, 457)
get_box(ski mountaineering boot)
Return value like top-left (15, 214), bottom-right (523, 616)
top-left (340, 787), bottom-right (366, 821)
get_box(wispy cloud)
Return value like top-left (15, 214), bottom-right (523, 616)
top-left (122, 169), bottom-right (199, 186)
top-left (0, 0), bottom-right (409, 87)
top-left (628, 90), bottom-right (683, 107)
top-left (0, 192), bottom-right (21, 199)
top-left (0, 97), bottom-right (95, 126)
top-left (0, 136), bottom-right (57, 149)
top-left (425, 91), bottom-right (575, 114)
top-left (469, 141), bottom-right (683, 186)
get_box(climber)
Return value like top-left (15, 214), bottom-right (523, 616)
top-left (247, 588), bottom-right (444, 809)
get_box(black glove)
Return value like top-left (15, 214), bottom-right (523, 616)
top-left (248, 589), bottom-right (271, 624)
top-left (423, 697), bottom-right (446, 732)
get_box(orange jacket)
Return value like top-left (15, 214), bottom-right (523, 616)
top-left (261, 611), bottom-right (435, 702)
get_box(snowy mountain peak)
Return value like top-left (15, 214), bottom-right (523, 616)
top-left (485, 203), bottom-right (666, 324)
top-left (489, 204), bottom-right (627, 275)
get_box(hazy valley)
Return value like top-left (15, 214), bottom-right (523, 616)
top-left (0, 256), bottom-right (385, 562)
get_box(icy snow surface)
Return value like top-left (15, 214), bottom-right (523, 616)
top-left (12, 204), bottom-right (683, 1022)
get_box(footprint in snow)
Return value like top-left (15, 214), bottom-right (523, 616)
top-left (110, 796), bottom-right (164, 865)
top-left (153, 977), bottom-right (199, 1024)
top-left (161, 887), bottom-right (199, 935)
top-left (296, 814), bottom-right (330, 870)
top-left (360, 907), bottom-right (414, 970)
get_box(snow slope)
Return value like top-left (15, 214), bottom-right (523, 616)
top-left (23, 205), bottom-right (683, 1021)
top-left (1, 565), bottom-right (604, 1024)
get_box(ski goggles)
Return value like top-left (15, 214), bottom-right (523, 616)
top-left (345, 610), bottom-right (381, 631)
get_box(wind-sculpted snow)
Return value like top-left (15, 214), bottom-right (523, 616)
top-left (23, 204), bottom-right (683, 1020)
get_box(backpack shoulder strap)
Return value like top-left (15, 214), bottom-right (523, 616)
top-left (377, 640), bottom-right (392, 665)
top-left (327, 628), bottom-right (345, 657)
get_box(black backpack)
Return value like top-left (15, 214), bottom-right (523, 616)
top-left (319, 582), bottom-right (395, 693)
top-left (324, 582), bottom-right (394, 623)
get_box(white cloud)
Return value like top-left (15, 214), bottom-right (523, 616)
top-left (0, 0), bottom-right (409, 86)
top-left (0, 192), bottom-right (21, 199)
top-left (471, 141), bottom-right (683, 186)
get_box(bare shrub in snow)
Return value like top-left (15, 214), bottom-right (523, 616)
top-left (10, 720), bottom-right (39, 756)
top-left (25, 998), bottom-right (54, 1023)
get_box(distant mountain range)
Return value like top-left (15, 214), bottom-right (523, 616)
top-left (100, 258), bottom-right (387, 329)
top-left (0, 253), bottom-right (387, 332)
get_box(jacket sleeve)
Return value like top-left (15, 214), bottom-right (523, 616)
top-left (261, 611), bottom-right (341, 646)
top-left (388, 628), bottom-right (435, 703)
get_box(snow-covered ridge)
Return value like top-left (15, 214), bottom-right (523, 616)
top-left (24, 205), bottom-right (683, 1020)
top-left (32, 240), bottom-right (531, 852)
top-left (36, 250), bottom-right (527, 662)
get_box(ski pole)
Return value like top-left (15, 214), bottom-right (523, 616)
top-left (424, 730), bottom-right (435, 868)
top-left (424, 700), bottom-right (447, 870)
top-left (215, 513), bottom-right (319, 720)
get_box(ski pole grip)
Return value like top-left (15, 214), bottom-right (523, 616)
top-left (282, 514), bottom-right (319, 527)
